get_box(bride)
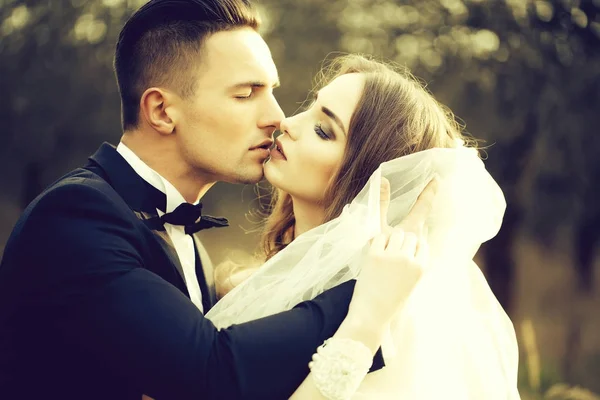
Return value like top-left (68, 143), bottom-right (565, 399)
top-left (207, 54), bottom-right (521, 399)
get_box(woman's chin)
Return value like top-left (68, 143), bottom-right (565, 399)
top-left (263, 160), bottom-right (284, 188)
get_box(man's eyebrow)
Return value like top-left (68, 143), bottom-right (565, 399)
top-left (231, 80), bottom-right (281, 89)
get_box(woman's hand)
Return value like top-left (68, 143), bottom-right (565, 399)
top-left (346, 177), bottom-right (437, 338)
top-left (391, 177), bottom-right (438, 235)
top-left (348, 228), bottom-right (427, 334)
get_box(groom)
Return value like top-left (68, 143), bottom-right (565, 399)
top-left (0, 1), bottom-right (435, 399)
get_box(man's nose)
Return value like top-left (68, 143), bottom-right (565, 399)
top-left (260, 95), bottom-right (285, 131)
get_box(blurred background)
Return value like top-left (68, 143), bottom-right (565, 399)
top-left (1, 0), bottom-right (599, 398)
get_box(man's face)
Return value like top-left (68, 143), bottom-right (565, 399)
top-left (173, 27), bottom-right (283, 184)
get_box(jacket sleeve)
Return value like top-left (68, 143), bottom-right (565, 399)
top-left (13, 180), bottom-right (364, 400)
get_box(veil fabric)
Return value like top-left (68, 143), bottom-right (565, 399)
top-left (206, 146), bottom-right (520, 399)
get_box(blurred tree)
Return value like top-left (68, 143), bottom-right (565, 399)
top-left (334, 0), bottom-right (600, 309)
top-left (257, 0), bottom-right (346, 113)
top-left (0, 0), bottom-right (142, 210)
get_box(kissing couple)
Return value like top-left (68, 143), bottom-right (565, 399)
top-left (0, 0), bottom-right (520, 399)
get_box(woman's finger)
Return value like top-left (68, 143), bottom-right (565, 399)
top-left (379, 177), bottom-right (391, 231)
top-left (414, 238), bottom-right (429, 268)
top-left (386, 228), bottom-right (405, 251)
top-left (400, 231), bottom-right (419, 256)
top-left (370, 232), bottom-right (389, 252)
top-left (396, 177), bottom-right (438, 235)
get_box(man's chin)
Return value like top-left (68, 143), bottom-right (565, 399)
top-left (229, 169), bottom-right (264, 185)
top-left (238, 175), bottom-right (263, 185)
top-left (216, 161), bottom-right (268, 185)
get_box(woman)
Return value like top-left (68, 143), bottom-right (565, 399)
top-left (207, 54), bottom-right (520, 399)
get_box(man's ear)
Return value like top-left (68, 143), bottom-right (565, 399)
top-left (139, 87), bottom-right (178, 135)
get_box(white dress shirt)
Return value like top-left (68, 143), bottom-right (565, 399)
top-left (117, 143), bottom-right (204, 313)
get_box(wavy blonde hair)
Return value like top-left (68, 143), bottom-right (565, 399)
top-left (260, 54), bottom-right (472, 260)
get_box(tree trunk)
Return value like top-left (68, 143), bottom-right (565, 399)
top-left (482, 205), bottom-right (521, 314)
top-left (575, 212), bottom-right (600, 293)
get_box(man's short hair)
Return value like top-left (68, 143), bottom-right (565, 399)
top-left (114, 0), bottom-right (260, 130)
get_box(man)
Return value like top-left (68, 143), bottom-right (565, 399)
top-left (0, 1), bottom-right (435, 399)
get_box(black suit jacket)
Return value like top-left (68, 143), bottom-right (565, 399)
top-left (0, 143), bottom-right (382, 400)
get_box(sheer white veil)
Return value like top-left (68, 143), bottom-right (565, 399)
top-left (206, 145), bottom-right (520, 399)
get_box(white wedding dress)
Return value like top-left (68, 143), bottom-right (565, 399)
top-left (206, 146), bottom-right (521, 399)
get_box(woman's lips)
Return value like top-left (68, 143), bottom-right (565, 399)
top-left (270, 139), bottom-right (287, 160)
top-left (270, 145), bottom-right (286, 160)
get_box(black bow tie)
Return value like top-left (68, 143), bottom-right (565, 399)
top-left (145, 203), bottom-right (229, 235)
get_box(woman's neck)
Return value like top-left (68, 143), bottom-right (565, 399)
top-left (290, 197), bottom-right (326, 238)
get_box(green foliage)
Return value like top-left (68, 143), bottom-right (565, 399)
top-left (324, 0), bottom-right (600, 243)
top-left (519, 357), bottom-right (565, 393)
top-left (0, 0), bottom-right (137, 199)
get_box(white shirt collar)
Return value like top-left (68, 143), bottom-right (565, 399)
top-left (116, 142), bottom-right (193, 213)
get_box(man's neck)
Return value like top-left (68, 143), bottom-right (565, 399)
top-left (291, 197), bottom-right (326, 239)
top-left (120, 132), bottom-right (215, 203)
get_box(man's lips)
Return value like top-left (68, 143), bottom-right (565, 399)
top-left (250, 139), bottom-right (274, 150)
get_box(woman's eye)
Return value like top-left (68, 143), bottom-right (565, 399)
top-left (314, 123), bottom-right (331, 140)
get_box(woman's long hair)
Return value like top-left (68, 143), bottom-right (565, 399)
top-left (261, 54), bottom-right (472, 260)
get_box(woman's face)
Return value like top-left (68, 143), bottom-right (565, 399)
top-left (264, 73), bottom-right (365, 203)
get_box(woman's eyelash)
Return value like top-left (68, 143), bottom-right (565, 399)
top-left (314, 123), bottom-right (331, 140)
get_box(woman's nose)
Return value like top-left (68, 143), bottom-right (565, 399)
top-left (280, 116), bottom-right (298, 140)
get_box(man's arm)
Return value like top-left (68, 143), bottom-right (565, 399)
top-left (15, 182), bottom-right (357, 400)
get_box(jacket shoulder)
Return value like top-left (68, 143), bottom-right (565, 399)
top-left (29, 168), bottom-right (124, 214)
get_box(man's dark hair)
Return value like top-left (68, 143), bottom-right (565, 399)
top-left (114, 0), bottom-right (260, 130)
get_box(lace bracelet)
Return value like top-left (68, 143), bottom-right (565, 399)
top-left (308, 338), bottom-right (373, 400)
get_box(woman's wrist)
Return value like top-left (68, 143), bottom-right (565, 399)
top-left (334, 313), bottom-right (387, 354)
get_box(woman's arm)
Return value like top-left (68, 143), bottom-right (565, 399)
top-left (291, 227), bottom-right (426, 400)
top-left (289, 317), bottom-right (385, 400)
top-left (291, 178), bottom-right (436, 400)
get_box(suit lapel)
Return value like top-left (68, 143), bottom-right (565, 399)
top-left (191, 235), bottom-right (217, 310)
top-left (85, 143), bottom-right (189, 294)
top-left (133, 210), bottom-right (188, 294)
